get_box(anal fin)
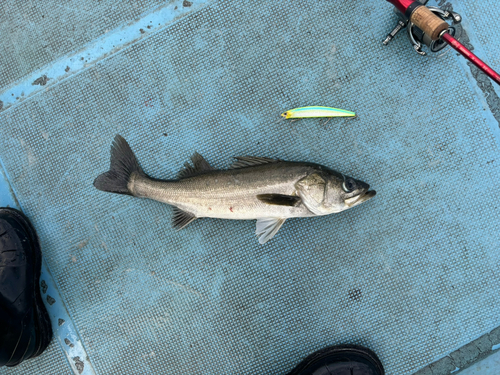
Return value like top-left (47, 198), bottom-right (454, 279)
top-left (173, 207), bottom-right (197, 229)
top-left (256, 218), bottom-right (286, 244)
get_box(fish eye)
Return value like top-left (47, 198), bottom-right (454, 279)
top-left (343, 178), bottom-right (356, 193)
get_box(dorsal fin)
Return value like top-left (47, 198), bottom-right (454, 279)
top-left (230, 156), bottom-right (279, 169)
top-left (178, 152), bottom-right (215, 178)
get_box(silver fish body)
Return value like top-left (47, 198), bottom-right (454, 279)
top-left (94, 135), bottom-right (376, 244)
top-left (131, 163), bottom-right (324, 220)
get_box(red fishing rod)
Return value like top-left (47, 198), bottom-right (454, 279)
top-left (383, 0), bottom-right (500, 85)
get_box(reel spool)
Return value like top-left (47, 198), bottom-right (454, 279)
top-left (383, 1), bottom-right (462, 56)
top-left (383, 0), bottom-right (500, 85)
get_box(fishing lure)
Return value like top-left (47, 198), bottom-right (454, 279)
top-left (281, 106), bottom-right (355, 119)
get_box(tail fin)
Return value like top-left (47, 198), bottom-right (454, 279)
top-left (93, 135), bottom-right (145, 196)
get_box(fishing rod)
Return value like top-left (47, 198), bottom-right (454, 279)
top-left (383, 0), bottom-right (500, 86)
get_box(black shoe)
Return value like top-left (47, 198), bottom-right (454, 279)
top-left (0, 208), bottom-right (52, 367)
top-left (288, 344), bottom-right (384, 375)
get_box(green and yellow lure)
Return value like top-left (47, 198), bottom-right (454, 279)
top-left (281, 106), bottom-right (355, 119)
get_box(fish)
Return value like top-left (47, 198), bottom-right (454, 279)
top-left (94, 135), bottom-right (376, 244)
top-left (281, 106), bottom-right (356, 119)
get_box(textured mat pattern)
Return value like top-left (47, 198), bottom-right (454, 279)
top-left (0, 0), bottom-right (165, 87)
top-left (1, 1), bottom-right (500, 374)
top-left (1, 341), bottom-right (71, 375)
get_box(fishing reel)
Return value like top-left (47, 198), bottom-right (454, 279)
top-left (383, 0), bottom-right (462, 56)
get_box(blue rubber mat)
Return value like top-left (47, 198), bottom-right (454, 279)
top-left (1, 0), bottom-right (500, 374)
top-left (0, 0), bottom-right (166, 88)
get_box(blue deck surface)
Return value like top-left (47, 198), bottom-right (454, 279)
top-left (1, 1), bottom-right (500, 374)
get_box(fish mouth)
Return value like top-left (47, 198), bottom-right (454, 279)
top-left (345, 190), bottom-right (376, 207)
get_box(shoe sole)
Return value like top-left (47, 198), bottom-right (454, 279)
top-left (288, 344), bottom-right (385, 375)
top-left (0, 208), bottom-right (53, 360)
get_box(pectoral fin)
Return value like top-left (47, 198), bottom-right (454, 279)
top-left (256, 218), bottom-right (286, 244)
top-left (256, 194), bottom-right (301, 207)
